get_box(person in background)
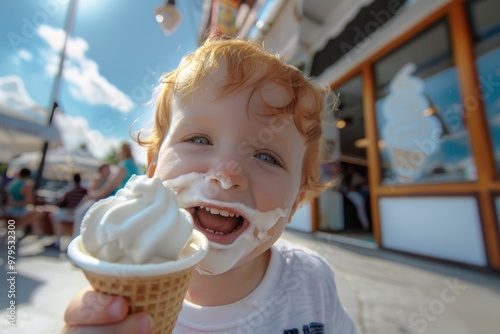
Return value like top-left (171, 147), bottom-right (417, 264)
top-left (88, 163), bottom-right (111, 194)
top-left (72, 163), bottom-right (111, 238)
top-left (0, 169), bottom-right (11, 208)
top-left (3, 168), bottom-right (42, 232)
top-left (47, 173), bottom-right (87, 250)
top-left (343, 167), bottom-right (370, 231)
top-left (88, 143), bottom-right (139, 199)
top-left (72, 144), bottom-right (139, 238)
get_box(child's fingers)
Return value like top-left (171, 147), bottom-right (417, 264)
top-left (64, 287), bottom-right (129, 326)
top-left (63, 313), bottom-right (154, 334)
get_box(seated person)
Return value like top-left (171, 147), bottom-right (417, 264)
top-left (47, 173), bottom-right (87, 248)
top-left (73, 144), bottom-right (139, 238)
top-left (4, 168), bottom-right (42, 232)
top-left (72, 163), bottom-right (111, 237)
top-left (88, 143), bottom-right (139, 199)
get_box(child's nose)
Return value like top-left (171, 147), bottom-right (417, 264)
top-left (207, 159), bottom-right (248, 192)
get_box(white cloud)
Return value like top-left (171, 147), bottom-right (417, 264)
top-left (53, 110), bottom-right (116, 158)
top-left (52, 110), bottom-right (147, 165)
top-left (18, 49), bottom-right (34, 62)
top-left (38, 25), bottom-right (90, 59)
top-left (38, 24), bottom-right (67, 52)
top-left (37, 24), bottom-right (135, 112)
top-left (63, 59), bottom-right (135, 112)
top-left (0, 75), bottom-right (146, 164)
top-left (0, 75), bottom-right (48, 123)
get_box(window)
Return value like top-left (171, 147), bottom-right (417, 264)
top-left (374, 20), bottom-right (477, 185)
top-left (330, 75), bottom-right (372, 232)
top-left (469, 0), bottom-right (500, 176)
top-left (335, 75), bottom-right (366, 164)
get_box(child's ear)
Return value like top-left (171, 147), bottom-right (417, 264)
top-left (289, 189), bottom-right (307, 222)
top-left (147, 153), bottom-right (158, 177)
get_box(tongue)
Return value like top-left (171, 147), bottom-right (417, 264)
top-left (197, 208), bottom-right (241, 234)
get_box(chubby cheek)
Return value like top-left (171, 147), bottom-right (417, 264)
top-left (250, 178), bottom-right (296, 246)
top-left (252, 171), bottom-right (300, 214)
top-left (151, 148), bottom-right (185, 181)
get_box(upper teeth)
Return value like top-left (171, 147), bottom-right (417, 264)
top-left (200, 206), bottom-right (239, 218)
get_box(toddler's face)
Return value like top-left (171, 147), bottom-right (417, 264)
top-left (149, 67), bottom-right (307, 270)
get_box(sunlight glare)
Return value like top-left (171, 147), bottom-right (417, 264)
top-left (77, 0), bottom-right (111, 17)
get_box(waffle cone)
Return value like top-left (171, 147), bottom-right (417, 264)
top-left (83, 267), bottom-right (193, 334)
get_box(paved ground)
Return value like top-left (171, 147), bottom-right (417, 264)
top-left (286, 231), bottom-right (500, 334)
top-left (1, 227), bottom-right (499, 333)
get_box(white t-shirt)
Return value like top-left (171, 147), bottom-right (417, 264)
top-left (175, 238), bottom-right (357, 334)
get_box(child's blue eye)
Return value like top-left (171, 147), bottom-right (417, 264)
top-left (189, 136), bottom-right (211, 145)
top-left (255, 152), bottom-right (279, 166)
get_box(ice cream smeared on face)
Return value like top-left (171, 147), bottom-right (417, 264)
top-left (207, 171), bottom-right (232, 190)
top-left (167, 172), bottom-right (287, 275)
top-left (80, 175), bottom-right (193, 264)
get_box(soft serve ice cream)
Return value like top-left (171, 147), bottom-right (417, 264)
top-left (67, 174), bottom-right (209, 334)
top-left (80, 175), bottom-right (195, 264)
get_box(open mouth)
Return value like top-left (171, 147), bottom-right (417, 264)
top-left (188, 206), bottom-right (249, 244)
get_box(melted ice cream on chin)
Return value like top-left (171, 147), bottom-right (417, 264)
top-left (80, 175), bottom-right (193, 264)
top-left (166, 173), bottom-right (287, 275)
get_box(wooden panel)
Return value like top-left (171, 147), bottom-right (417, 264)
top-left (362, 64), bottom-right (381, 244)
top-left (449, 1), bottom-right (500, 268)
top-left (378, 182), bottom-right (478, 196)
top-left (311, 197), bottom-right (319, 232)
top-left (478, 190), bottom-right (500, 268)
top-left (449, 5), bottom-right (496, 184)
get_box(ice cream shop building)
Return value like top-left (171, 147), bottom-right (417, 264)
top-left (201, 0), bottom-right (500, 271)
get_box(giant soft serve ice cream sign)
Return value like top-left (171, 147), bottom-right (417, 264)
top-left (381, 63), bottom-right (442, 183)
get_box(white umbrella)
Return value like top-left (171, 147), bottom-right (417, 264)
top-left (8, 147), bottom-right (101, 181)
top-left (0, 112), bottom-right (61, 162)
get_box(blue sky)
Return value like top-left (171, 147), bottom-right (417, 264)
top-left (0, 0), bottom-right (204, 165)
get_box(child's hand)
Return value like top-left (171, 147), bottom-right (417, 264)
top-left (62, 287), bottom-right (154, 334)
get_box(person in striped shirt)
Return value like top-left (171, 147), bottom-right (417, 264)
top-left (48, 173), bottom-right (88, 249)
